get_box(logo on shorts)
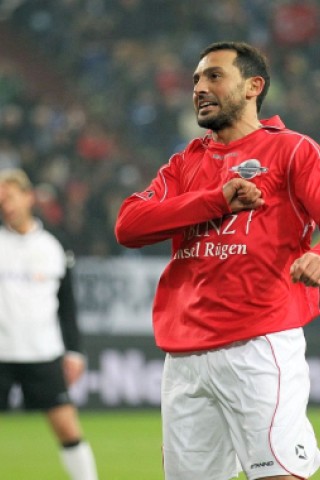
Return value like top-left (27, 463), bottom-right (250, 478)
top-left (295, 444), bottom-right (308, 460)
top-left (250, 461), bottom-right (274, 469)
top-left (136, 190), bottom-right (155, 200)
top-left (56, 392), bottom-right (69, 404)
top-left (229, 159), bottom-right (268, 179)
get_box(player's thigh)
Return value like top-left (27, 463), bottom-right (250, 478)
top-left (0, 363), bottom-right (15, 410)
top-left (20, 357), bottom-right (71, 410)
top-left (161, 353), bottom-right (239, 480)
top-left (219, 329), bottom-right (320, 480)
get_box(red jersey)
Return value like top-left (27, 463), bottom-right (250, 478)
top-left (115, 116), bottom-right (320, 352)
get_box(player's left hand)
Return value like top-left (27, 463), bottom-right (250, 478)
top-left (63, 353), bottom-right (86, 385)
top-left (290, 252), bottom-right (320, 287)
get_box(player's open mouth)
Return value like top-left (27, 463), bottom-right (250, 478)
top-left (198, 101), bottom-right (219, 112)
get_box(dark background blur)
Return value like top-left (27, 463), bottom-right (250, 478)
top-left (0, 0), bottom-right (319, 257)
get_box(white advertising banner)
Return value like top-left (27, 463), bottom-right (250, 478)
top-left (74, 256), bottom-right (168, 334)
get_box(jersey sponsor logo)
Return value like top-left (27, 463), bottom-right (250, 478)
top-left (0, 271), bottom-right (47, 282)
top-left (250, 461), bottom-right (274, 469)
top-left (185, 213), bottom-right (254, 239)
top-left (212, 152), bottom-right (239, 160)
top-left (229, 159), bottom-right (268, 179)
top-left (173, 241), bottom-right (247, 260)
top-left (174, 213), bottom-right (252, 261)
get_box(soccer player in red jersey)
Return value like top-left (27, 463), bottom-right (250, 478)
top-left (115, 42), bottom-right (320, 480)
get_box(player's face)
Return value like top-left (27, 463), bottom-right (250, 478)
top-left (0, 183), bottom-right (34, 231)
top-left (193, 50), bottom-right (247, 131)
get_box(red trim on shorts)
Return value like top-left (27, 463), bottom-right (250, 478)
top-left (161, 444), bottom-right (164, 471)
top-left (265, 335), bottom-right (305, 480)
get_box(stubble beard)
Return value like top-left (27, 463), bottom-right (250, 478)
top-left (197, 88), bottom-right (246, 132)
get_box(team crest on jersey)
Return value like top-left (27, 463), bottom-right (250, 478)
top-left (136, 190), bottom-right (155, 200)
top-left (229, 159), bottom-right (268, 179)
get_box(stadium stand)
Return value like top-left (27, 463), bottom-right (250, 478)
top-left (0, 0), bottom-right (319, 255)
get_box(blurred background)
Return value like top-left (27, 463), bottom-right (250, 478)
top-left (0, 0), bottom-right (319, 411)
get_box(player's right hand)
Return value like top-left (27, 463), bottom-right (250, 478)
top-left (223, 178), bottom-right (264, 212)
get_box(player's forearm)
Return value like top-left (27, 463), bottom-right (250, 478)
top-left (58, 268), bottom-right (82, 353)
top-left (115, 188), bottom-right (231, 248)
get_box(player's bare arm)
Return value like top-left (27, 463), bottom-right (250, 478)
top-left (223, 177), bottom-right (264, 213)
top-left (290, 252), bottom-right (320, 287)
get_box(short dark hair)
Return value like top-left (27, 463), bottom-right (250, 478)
top-left (200, 41), bottom-right (270, 113)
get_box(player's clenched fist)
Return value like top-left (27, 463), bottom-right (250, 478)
top-left (223, 178), bottom-right (264, 213)
top-left (290, 252), bottom-right (320, 287)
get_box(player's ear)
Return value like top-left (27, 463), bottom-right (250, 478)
top-left (246, 76), bottom-right (265, 100)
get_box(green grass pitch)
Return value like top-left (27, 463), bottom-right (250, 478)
top-left (0, 410), bottom-right (163, 479)
top-left (1, 408), bottom-right (320, 479)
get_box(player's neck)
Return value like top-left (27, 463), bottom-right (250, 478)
top-left (9, 216), bottom-right (37, 235)
top-left (213, 116), bottom-right (262, 145)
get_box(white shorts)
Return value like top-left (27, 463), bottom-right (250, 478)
top-left (161, 328), bottom-right (320, 480)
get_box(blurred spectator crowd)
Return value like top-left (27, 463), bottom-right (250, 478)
top-left (0, 0), bottom-right (319, 255)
